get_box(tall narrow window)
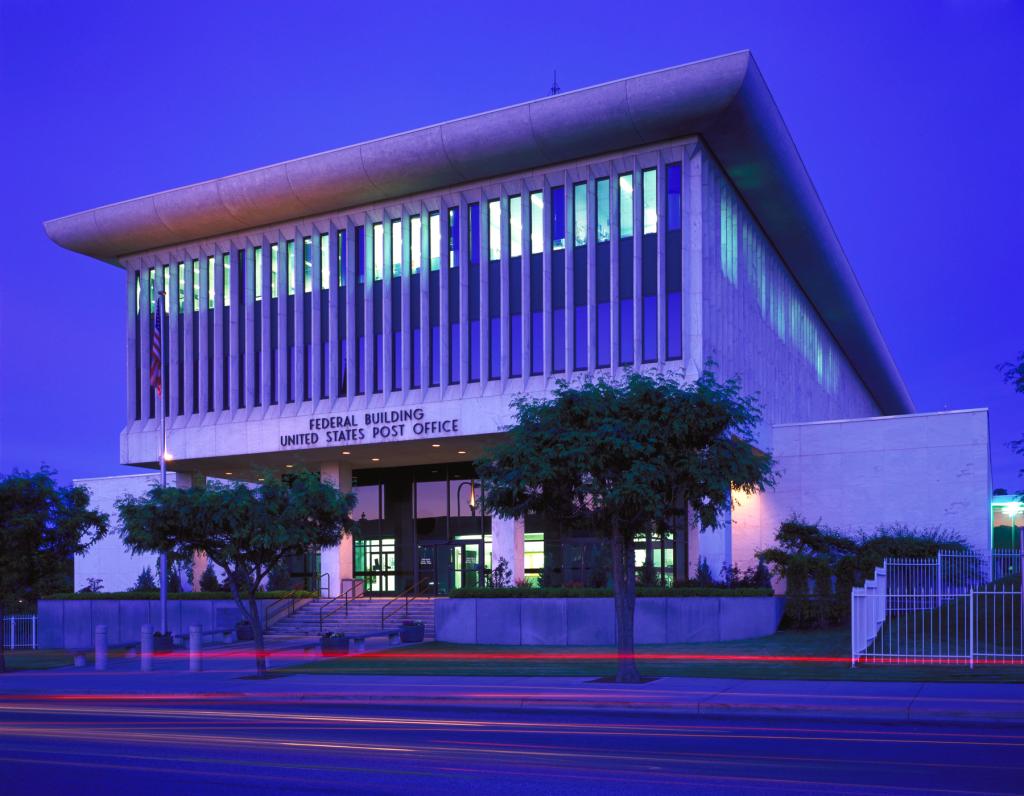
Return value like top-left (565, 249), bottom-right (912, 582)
top-left (162, 265), bottom-right (170, 312)
top-left (596, 178), bottom-right (610, 243)
top-left (551, 186), bottom-right (565, 251)
top-left (286, 241), bottom-right (296, 296)
top-left (302, 237), bottom-right (313, 293)
top-left (488, 199), bottom-right (501, 261)
top-left (207, 257), bottom-right (215, 309)
top-left (509, 195), bottom-right (522, 259)
top-left (372, 223), bottom-right (384, 281)
top-left (222, 255), bottom-right (230, 307)
top-left (177, 263), bottom-right (185, 312)
top-left (355, 226), bottom-right (366, 394)
top-left (391, 219), bottom-right (403, 277)
top-left (529, 191), bottom-right (543, 254)
top-left (447, 207), bottom-right (460, 269)
top-left (410, 215), bottom-right (422, 274)
top-left (134, 271), bottom-right (141, 420)
top-left (270, 244), bottom-right (279, 299)
top-left (338, 229), bottom-right (348, 395)
top-left (429, 212), bottom-right (441, 271)
top-left (665, 163), bottom-right (683, 360)
top-left (573, 183), bottom-right (587, 247)
top-left (320, 234), bottom-right (330, 289)
top-left (642, 169), bottom-right (657, 235)
top-left (192, 260), bottom-right (200, 311)
top-left (641, 170), bottom-right (657, 362)
top-left (254, 246), bottom-right (263, 407)
top-left (618, 174), bottom-right (634, 239)
top-left (468, 202), bottom-right (480, 382)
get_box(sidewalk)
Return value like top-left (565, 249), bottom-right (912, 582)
top-left (2, 645), bottom-right (1022, 726)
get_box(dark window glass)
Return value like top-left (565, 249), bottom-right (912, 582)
top-left (618, 237), bottom-right (634, 365)
top-left (551, 186), bottom-right (565, 251)
top-left (596, 240), bottom-right (610, 368)
top-left (573, 247), bottom-right (587, 370)
top-left (469, 203), bottom-right (480, 267)
top-left (338, 231), bottom-right (348, 395)
top-left (530, 253), bottom-right (543, 375)
top-left (666, 163), bottom-right (683, 360)
top-left (448, 207), bottom-right (460, 384)
top-left (355, 227), bottom-right (365, 395)
top-left (551, 247), bottom-right (565, 373)
top-left (488, 259), bottom-right (501, 380)
top-left (509, 254), bottom-right (522, 378)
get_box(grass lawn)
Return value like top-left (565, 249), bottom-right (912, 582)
top-left (282, 628), bottom-right (1024, 683)
top-left (1, 646), bottom-right (135, 672)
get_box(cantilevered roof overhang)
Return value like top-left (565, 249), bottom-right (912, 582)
top-left (43, 50), bottom-right (913, 415)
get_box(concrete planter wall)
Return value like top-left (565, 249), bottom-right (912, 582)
top-left (435, 596), bottom-right (786, 645)
top-left (37, 600), bottom-right (270, 650)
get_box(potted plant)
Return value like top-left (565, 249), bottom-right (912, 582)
top-left (153, 631), bottom-right (174, 653)
top-left (235, 620), bottom-right (254, 641)
top-left (399, 620), bottom-right (424, 643)
top-left (320, 632), bottom-right (348, 656)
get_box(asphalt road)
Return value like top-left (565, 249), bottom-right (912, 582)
top-left (0, 698), bottom-right (1021, 795)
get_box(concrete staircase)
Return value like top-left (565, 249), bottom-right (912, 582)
top-left (267, 596), bottom-right (436, 640)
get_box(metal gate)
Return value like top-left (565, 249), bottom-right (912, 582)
top-left (3, 615), bottom-right (37, 650)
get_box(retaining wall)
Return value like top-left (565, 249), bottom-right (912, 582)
top-left (435, 596), bottom-right (786, 645)
top-left (37, 600), bottom-right (270, 649)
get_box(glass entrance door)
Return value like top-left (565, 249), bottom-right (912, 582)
top-left (417, 539), bottom-right (487, 594)
top-left (355, 537), bottom-right (396, 593)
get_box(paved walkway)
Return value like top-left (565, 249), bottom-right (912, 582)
top-left (2, 643), bottom-right (1022, 726)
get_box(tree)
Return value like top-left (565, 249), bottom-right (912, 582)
top-left (477, 369), bottom-right (775, 683)
top-left (198, 562), bottom-right (222, 592)
top-left (117, 471), bottom-right (354, 677)
top-left (0, 467), bottom-right (108, 673)
top-left (1000, 351), bottom-right (1024, 480)
top-left (130, 566), bottom-right (158, 592)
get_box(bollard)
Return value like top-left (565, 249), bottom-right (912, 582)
top-left (94, 625), bottom-right (108, 671)
top-left (73, 653), bottom-right (86, 668)
top-left (140, 624), bottom-right (154, 672)
top-left (189, 625), bottom-right (202, 673)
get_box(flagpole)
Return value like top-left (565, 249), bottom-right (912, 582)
top-left (158, 290), bottom-right (168, 636)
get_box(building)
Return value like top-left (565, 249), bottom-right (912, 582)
top-left (46, 51), bottom-right (992, 596)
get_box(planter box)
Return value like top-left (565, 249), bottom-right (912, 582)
top-left (152, 632), bottom-right (174, 653)
top-left (399, 622), bottom-right (425, 643)
top-left (235, 622), bottom-right (254, 641)
top-left (320, 636), bottom-right (349, 656)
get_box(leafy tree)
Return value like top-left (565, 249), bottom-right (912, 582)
top-left (0, 467), bottom-right (108, 673)
top-left (130, 566), bottom-right (158, 592)
top-left (1000, 351), bottom-right (1024, 481)
top-left (477, 369), bottom-right (775, 683)
top-left (198, 562), bottom-right (222, 592)
top-left (117, 471), bottom-right (354, 677)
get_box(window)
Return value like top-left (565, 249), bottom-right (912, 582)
top-left (177, 263), bottom-right (185, 312)
top-left (529, 191), bottom-right (543, 254)
top-left (410, 215), bottom-right (422, 274)
top-left (207, 257), bottom-right (215, 309)
top-left (135, 271), bottom-right (140, 314)
top-left (551, 186), bottom-right (565, 251)
top-left (596, 178), bottom-right (610, 243)
top-left (192, 260), bottom-right (200, 311)
top-left (667, 163), bottom-right (682, 231)
top-left (320, 234), bottom-right (330, 289)
top-left (469, 203), bottom-right (480, 266)
top-left (255, 247), bottom-right (263, 300)
top-left (286, 241), bottom-right (296, 296)
top-left (221, 255), bottom-right (230, 307)
top-left (162, 265), bottom-right (170, 312)
top-left (573, 183), bottom-right (587, 247)
top-left (447, 207), bottom-right (460, 268)
top-left (391, 219), bottom-right (402, 277)
top-left (429, 212), bottom-right (441, 270)
top-left (666, 163), bottom-right (683, 361)
top-left (488, 199), bottom-right (501, 260)
top-left (509, 195), bottom-right (522, 258)
top-left (148, 267), bottom-right (155, 312)
top-left (302, 238), bottom-right (313, 293)
top-left (270, 244), bottom-right (279, 299)
top-left (619, 174), bottom-right (633, 239)
top-left (372, 223), bottom-right (384, 281)
top-left (642, 169), bottom-right (657, 235)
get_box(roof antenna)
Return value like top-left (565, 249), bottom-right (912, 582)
top-left (550, 70), bottom-right (561, 96)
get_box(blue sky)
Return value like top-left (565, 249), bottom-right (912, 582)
top-left (0, 0), bottom-right (1021, 489)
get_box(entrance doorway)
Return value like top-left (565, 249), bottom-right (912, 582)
top-left (417, 539), bottom-right (488, 594)
top-left (354, 537), bottom-right (396, 593)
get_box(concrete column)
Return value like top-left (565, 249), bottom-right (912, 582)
top-left (94, 624), bottom-right (107, 671)
top-left (167, 260), bottom-right (180, 419)
top-left (499, 192), bottom-right (510, 384)
top-left (259, 236), bottom-right (272, 407)
top-left (140, 623), bottom-right (153, 672)
top-left (189, 625), bottom-right (202, 672)
top-left (126, 265), bottom-right (138, 425)
top-left (344, 219), bottom-right (357, 400)
top-left (362, 216), bottom-right (374, 394)
top-left (479, 199), bottom-right (491, 382)
top-left (320, 462), bottom-right (354, 596)
top-left (382, 215), bottom-right (393, 394)
top-left (213, 251), bottom-right (225, 412)
top-left (197, 253), bottom-right (210, 415)
top-left (327, 222), bottom-right (340, 399)
top-left (491, 515), bottom-right (524, 583)
top-left (438, 204), bottom-right (450, 392)
top-left (458, 196), bottom-right (469, 389)
top-left (311, 229), bottom-right (323, 403)
top-left (228, 245), bottom-right (240, 411)
top-left (243, 243), bottom-right (256, 409)
top-left (275, 234), bottom-right (289, 405)
top-left (684, 145), bottom-right (704, 380)
top-left (400, 212), bottom-right (412, 392)
top-left (183, 254), bottom-right (195, 415)
top-left (294, 227), bottom-right (307, 403)
top-left (140, 264), bottom-right (153, 422)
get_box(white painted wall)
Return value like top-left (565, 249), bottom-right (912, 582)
top-left (72, 472), bottom-right (191, 593)
top-left (732, 409), bottom-right (993, 570)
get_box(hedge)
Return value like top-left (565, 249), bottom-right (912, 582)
top-left (41, 590), bottom-right (317, 601)
top-left (448, 586), bottom-right (773, 598)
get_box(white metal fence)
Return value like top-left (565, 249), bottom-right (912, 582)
top-left (851, 550), bottom-right (1023, 668)
top-left (2, 615), bottom-right (36, 650)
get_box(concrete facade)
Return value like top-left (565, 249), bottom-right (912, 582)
top-left (435, 596), bottom-right (785, 645)
top-left (731, 409), bottom-right (993, 570)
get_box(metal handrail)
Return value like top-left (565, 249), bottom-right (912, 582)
top-left (319, 571), bottom-right (331, 598)
top-left (266, 589), bottom-right (305, 627)
top-left (381, 577), bottom-right (431, 629)
top-left (319, 579), bottom-right (363, 634)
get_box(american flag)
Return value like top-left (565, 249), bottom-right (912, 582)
top-left (150, 300), bottom-right (162, 396)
